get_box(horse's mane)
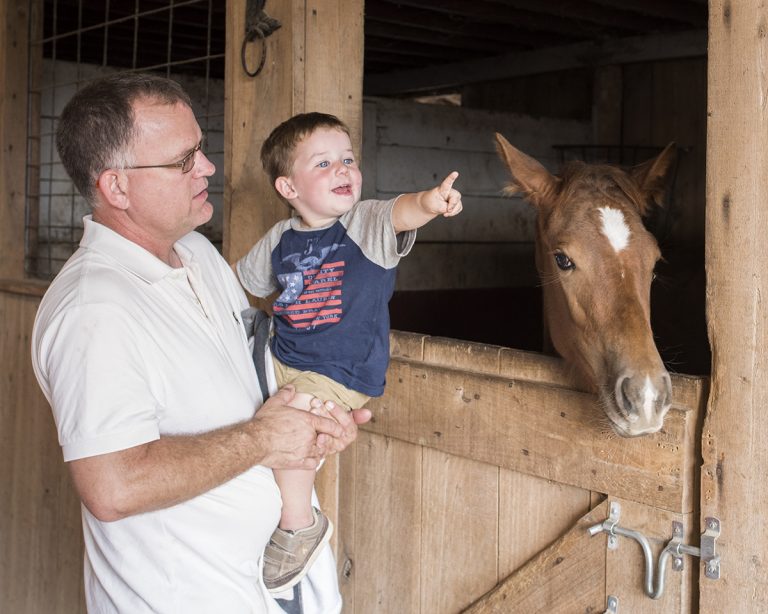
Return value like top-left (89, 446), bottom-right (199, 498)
top-left (555, 161), bottom-right (652, 217)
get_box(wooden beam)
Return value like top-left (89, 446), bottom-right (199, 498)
top-left (224, 0), bottom-right (364, 554)
top-left (462, 499), bottom-right (608, 613)
top-left (0, 0), bottom-right (30, 279)
top-left (701, 1), bottom-right (768, 611)
top-left (364, 29), bottom-right (706, 96)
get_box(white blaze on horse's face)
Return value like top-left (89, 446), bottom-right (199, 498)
top-left (598, 207), bottom-right (630, 253)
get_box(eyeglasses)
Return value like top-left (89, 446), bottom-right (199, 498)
top-left (125, 140), bottom-right (203, 174)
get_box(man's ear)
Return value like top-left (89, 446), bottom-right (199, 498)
top-left (274, 176), bottom-right (297, 201)
top-left (95, 169), bottom-right (130, 210)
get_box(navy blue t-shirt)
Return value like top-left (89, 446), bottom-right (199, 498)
top-left (236, 198), bottom-right (415, 397)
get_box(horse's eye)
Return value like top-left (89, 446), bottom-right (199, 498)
top-left (554, 252), bottom-right (575, 271)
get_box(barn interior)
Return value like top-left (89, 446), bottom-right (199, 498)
top-left (30, 0), bottom-right (711, 374)
top-left (8, 1), bottom-right (755, 612)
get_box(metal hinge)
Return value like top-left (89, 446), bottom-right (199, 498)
top-left (588, 501), bottom-right (721, 600)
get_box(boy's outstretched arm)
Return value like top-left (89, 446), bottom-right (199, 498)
top-left (391, 171), bottom-right (463, 233)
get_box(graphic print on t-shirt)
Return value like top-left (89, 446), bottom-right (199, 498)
top-left (273, 239), bottom-right (345, 330)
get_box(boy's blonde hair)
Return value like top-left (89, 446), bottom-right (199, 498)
top-left (261, 112), bottom-right (351, 187)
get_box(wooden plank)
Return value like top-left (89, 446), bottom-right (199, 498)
top-left (463, 499), bottom-right (608, 613)
top-left (498, 470), bottom-right (592, 579)
top-left (0, 0), bottom-right (29, 279)
top-left (224, 0), bottom-right (300, 269)
top-left (420, 447), bottom-right (499, 613)
top-left (365, 29), bottom-right (706, 96)
top-left (0, 278), bottom-right (48, 297)
top-left (370, 98), bottom-right (590, 156)
top-left (225, 0), bottom-right (364, 541)
top-left (593, 65), bottom-right (623, 145)
top-left (365, 358), bottom-right (700, 513)
top-left (303, 2), bottom-right (363, 144)
top-left (702, 1), bottom-right (768, 610)
top-left (340, 432), bottom-right (422, 613)
top-left (0, 292), bottom-right (85, 612)
top-left (378, 194), bottom-right (535, 243)
top-left (395, 332), bottom-right (707, 413)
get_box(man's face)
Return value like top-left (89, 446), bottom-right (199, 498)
top-left (124, 100), bottom-right (216, 242)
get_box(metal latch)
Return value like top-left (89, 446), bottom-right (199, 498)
top-left (603, 595), bottom-right (619, 614)
top-left (588, 501), bottom-right (721, 600)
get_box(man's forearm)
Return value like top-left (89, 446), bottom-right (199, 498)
top-left (69, 418), bottom-right (269, 521)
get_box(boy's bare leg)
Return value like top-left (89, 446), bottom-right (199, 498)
top-left (273, 391), bottom-right (317, 530)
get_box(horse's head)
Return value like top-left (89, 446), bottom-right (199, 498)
top-left (495, 133), bottom-right (676, 437)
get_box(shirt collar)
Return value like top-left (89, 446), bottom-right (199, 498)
top-left (80, 215), bottom-right (194, 284)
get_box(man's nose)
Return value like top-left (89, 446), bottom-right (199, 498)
top-left (194, 150), bottom-right (216, 177)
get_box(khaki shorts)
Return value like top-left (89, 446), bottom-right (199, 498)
top-left (272, 358), bottom-right (370, 410)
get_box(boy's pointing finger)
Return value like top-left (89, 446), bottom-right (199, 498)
top-left (439, 171), bottom-right (459, 198)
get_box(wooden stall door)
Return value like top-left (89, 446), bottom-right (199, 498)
top-left (338, 332), bottom-right (707, 613)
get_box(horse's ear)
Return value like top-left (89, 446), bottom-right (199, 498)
top-left (630, 142), bottom-right (677, 210)
top-left (494, 133), bottom-right (558, 207)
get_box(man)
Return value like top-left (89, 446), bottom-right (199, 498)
top-left (31, 72), bottom-right (369, 613)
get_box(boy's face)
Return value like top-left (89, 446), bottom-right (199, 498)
top-left (277, 127), bottom-right (362, 228)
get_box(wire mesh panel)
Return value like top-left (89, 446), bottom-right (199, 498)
top-left (26, 0), bottom-right (225, 279)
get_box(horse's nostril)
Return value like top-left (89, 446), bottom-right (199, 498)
top-left (617, 376), bottom-right (637, 420)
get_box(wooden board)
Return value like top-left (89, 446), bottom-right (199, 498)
top-left (338, 432), bottom-right (423, 613)
top-left (368, 333), bottom-right (707, 513)
top-left (0, 0), bottom-right (29, 278)
top-left (420, 447), bottom-right (499, 612)
top-left (0, 292), bottom-right (85, 612)
top-left (702, 1), bottom-right (768, 610)
top-left (463, 499), bottom-right (609, 614)
top-left (224, 0), bottom-right (364, 534)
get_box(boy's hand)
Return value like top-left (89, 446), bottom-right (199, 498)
top-left (421, 171), bottom-right (463, 217)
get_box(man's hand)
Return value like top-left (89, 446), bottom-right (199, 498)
top-left (420, 171), bottom-right (463, 217)
top-left (249, 386), bottom-right (349, 470)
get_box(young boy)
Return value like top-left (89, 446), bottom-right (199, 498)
top-left (236, 112), bottom-right (462, 594)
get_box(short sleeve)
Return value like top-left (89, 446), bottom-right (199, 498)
top-left (38, 303), bottom-right (161, 461)
top-left (236, 221), bottom-right (290, 298)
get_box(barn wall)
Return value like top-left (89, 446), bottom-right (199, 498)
top-left (0, 285), bottom-right (85, 613)
top-left (362, 97), bottom-right (591, 292)
top-left (462, 58), bottom-right (708, 248)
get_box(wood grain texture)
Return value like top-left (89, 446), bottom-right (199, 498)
top-left (366, 341), bottom-right (704, 513)
top-left (0, 0), bottom-right (28, 278)
top-left (462, 499), bottom-right (609, 614)
top-left (0, 292), bottom-right (85, 612)
top-left (702, 1), bottom-right (768, 610)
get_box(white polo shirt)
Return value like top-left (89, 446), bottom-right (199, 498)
top-left (31, 216), bottom-right (287, 613)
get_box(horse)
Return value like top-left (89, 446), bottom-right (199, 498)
top-left (495, 134), bottom-right (677, 437)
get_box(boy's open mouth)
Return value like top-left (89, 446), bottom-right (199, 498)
top-left (332, 184), bottom-right (352, 195)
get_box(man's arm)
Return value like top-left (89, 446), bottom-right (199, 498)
top-left (391, 171), bottom-right (463, 233)
top-left (68, 386), bottom-right (366, 522)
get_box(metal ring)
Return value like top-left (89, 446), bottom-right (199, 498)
top-left (241, 29), bottom-right (267, 77)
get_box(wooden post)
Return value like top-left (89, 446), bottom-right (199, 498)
top-left (0, 0), bottom-right (29, 279)
top-left (224, 0), bottom-right (364, 555)
top-left (703, 1), bottom-right (768, 610)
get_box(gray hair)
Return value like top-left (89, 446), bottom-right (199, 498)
top-left (56, 72), bottom-right (192, 204)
